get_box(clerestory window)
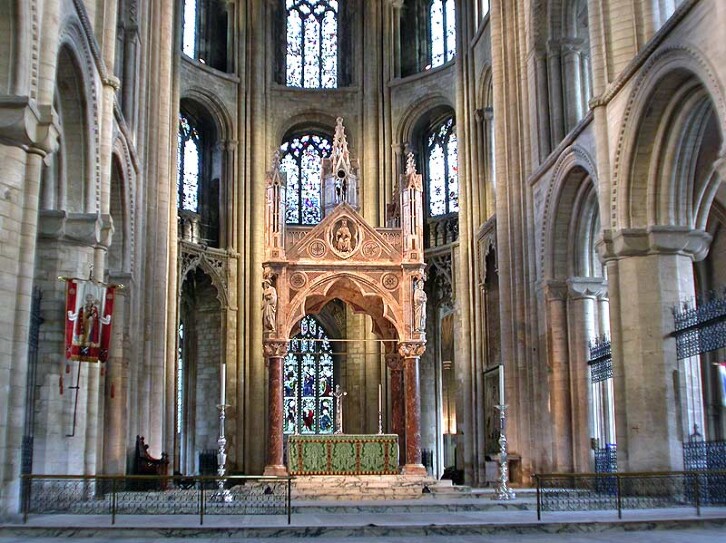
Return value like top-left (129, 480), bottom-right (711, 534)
top-left (285, 0), bottom-right (339, 88)
top-left (429, 0), bottom-right (456, 69)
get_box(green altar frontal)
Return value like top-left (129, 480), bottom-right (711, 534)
top-left (287, 434), bottom-right (399, 475)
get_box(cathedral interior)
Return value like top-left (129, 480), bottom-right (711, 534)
top-left (1, 0), bottom-right (726, 519)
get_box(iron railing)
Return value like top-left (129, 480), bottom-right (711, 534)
top-left (534, 471), bottom-right (726, 520)
top-left (21, 474), bottom-right (293, 525)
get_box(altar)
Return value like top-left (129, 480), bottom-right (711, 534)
top-left (287, 434), bottom-right (399, 475)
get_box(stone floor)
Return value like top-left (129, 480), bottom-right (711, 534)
top-left (1, 504), bottom-right (725, 541)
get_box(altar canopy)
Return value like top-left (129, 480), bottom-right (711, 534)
top-left (262, 118), bottom-right (427, 477)
top-left (288, 434), bottom-right (399, 475)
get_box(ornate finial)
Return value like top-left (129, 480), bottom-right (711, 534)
top-left (266, 151), bottom-right (283, 187)
top-left (405, 152), bottom-right (417, 176)
top-left (332, 117), bottom-right (350, 164)
top-left (271, 150), bottom-right (280, 172)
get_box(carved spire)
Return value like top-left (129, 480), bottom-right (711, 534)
top-left (266, 150), bottom-right (282, 187)
top-left (405, 152), bottom-right (417, 176)
top-left (332, 117), bottom-right (351, 176)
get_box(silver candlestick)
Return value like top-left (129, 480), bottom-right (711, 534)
top-left (212, 402), bottom-right (232, 502)
top-left (491, 403), bottom-right (516, 501)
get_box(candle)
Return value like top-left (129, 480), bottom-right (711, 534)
top-left (221, 363), bottom-right (226, 405)
top-left (378, 383), bottom-right (382, 413)
top-left (499, 364), bottom-right (505, 405)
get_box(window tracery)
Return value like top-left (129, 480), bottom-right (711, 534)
top-left (426, 117), bottom-right (458, 216)
top-left (280, 133), bottom-right (333, 225)
top-left (285, 0), bottom-right (339, 88)
top-left (177, 113), bottom-right (200, 212)
top-left (284, 316), bottom-right (335, 435)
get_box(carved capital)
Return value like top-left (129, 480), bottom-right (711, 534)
top-left (540, 279), bottom-right (568, 302)
top-left (263, 340), bottom-right (288, 358)
top-left (567, 277), bottom-right (607, 300)
top-left (398, 341), bottom-right (426, 358)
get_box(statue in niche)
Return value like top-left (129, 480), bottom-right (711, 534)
top-left (333, 384), bottom-right (347, 434)
top-left (335, 219), bottom-right (353, 253)
top-left (413, 276), bottom-right (427, 332)
top-left (262, 278), bottom-right (277, 332)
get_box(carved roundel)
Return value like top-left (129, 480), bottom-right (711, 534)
top-left (382, 273), bottom-right (399, 290)
top-left (289, 272), bottom-right (307, 290)
top-left (308, 240), bottom-right (327, 259)
top-left (362, 240), bottom-right (382, 259)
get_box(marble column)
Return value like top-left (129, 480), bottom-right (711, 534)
top-left (398, 342), bottom-right (427, 475)
top-left (567, 277), bottom-right (607, 472)
top-left (263, 340), bottom-right (288, 476)
top-left (598, 227), bottom-right (711, 472)
top-left (386, 353), bottom-right (405, 465)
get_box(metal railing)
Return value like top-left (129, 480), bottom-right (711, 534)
top-left (21, 474), bottom-right (293, 525)
top-left (534, 471), bottom-right (726, 520)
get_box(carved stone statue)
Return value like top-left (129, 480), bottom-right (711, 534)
top-left (262, 279), bottom-right (277, 332)
top-left (335, 219), bottom-right (353, 253)
top-left (413, 277), bottom-right (427, 332)
top-left (333, 384), bottom-right (347, 434)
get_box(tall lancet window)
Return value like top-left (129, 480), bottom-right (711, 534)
top-left (284, 316), bottom-right (335, 435)
top-left (177, 113), bottom-right (201, 212)
top-left (426, 117), bottom-right (458, 216)
top-left (430, 0), bottom-right (456, 68)
top-left (182, 0), bottom-right (198, 58)
top-left (286, 0), bottom-right (338, 88)
top-left (280, 133), bottom-right (332, 225)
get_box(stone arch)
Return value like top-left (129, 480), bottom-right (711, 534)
top-left (182, 87), bottom-right (233, 142)
top-left (396, 94), bottom-right (454, 146)
top-left (56, 18), bottom-right (101, 213)
top-left (286, 272), bottom-right (403, 342)
top-left (612, 46), bottom-right (726, 231)
top-left (477, 65), bottom-right (493, 110)
top-left (179, 251), bottom-right (229, 308)
top-left (274, 111), bottom-right (341, 151)
top-left (541, 145), bottom-right (598, 278)
top-left (112, 134), bottom-right (138, 272)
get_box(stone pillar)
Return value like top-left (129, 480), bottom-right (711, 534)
top-left (598, 227), bottom-right (711, 472)
top-left (543, 280), bottom-right (573, 472)
top-left (567, 277), bottom-right (607, 472)
top-left (398, 342), bottom-right (427, 475)
top-left (263, 340), bottom-right (288, 476)
top-left (386, 353), bottom-right (405, 465)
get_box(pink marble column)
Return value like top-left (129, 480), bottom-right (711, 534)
top-left (398, 342), bottom-right (427, 475)
top-left (263, 340), bottom-right (288, 476)
top-left (386, 353), bottom-right (405, 466)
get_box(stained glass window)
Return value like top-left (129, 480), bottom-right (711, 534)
top-left (280, 133), bottom-right (332, 225)
top-left (429, 0), bottom-right (456, 69)
top-left (177, 113), bottom-right (201, 212)
top-left (182, 0), bottom-right (198, 58)
top-left (284, 315), bottom-right (335, 435)
top-left (286, 0), bottom-right (338, 88)
top-left (427, 117), bottom-right (458, 216)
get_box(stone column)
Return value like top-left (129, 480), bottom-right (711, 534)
top-left (263, 340), bottom-right (288, 476)
top-left (543, 280), bottom-right (573, 472)
top-left (567, 277), bottom-right (607, 472)
top-left (386, 353), bottom-right (405, 465)
top-left (598, 227), bottom-right (711, 472)
top-left (398, 342), bottom-right (427, 475)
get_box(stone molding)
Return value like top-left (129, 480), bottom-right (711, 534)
top-left (596, 226), bottom-right (712, 262)
top-left (38, 210), bottom-right (114, 249)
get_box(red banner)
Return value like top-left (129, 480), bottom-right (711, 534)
top-left (64, 279), bottom-right (116, 363)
